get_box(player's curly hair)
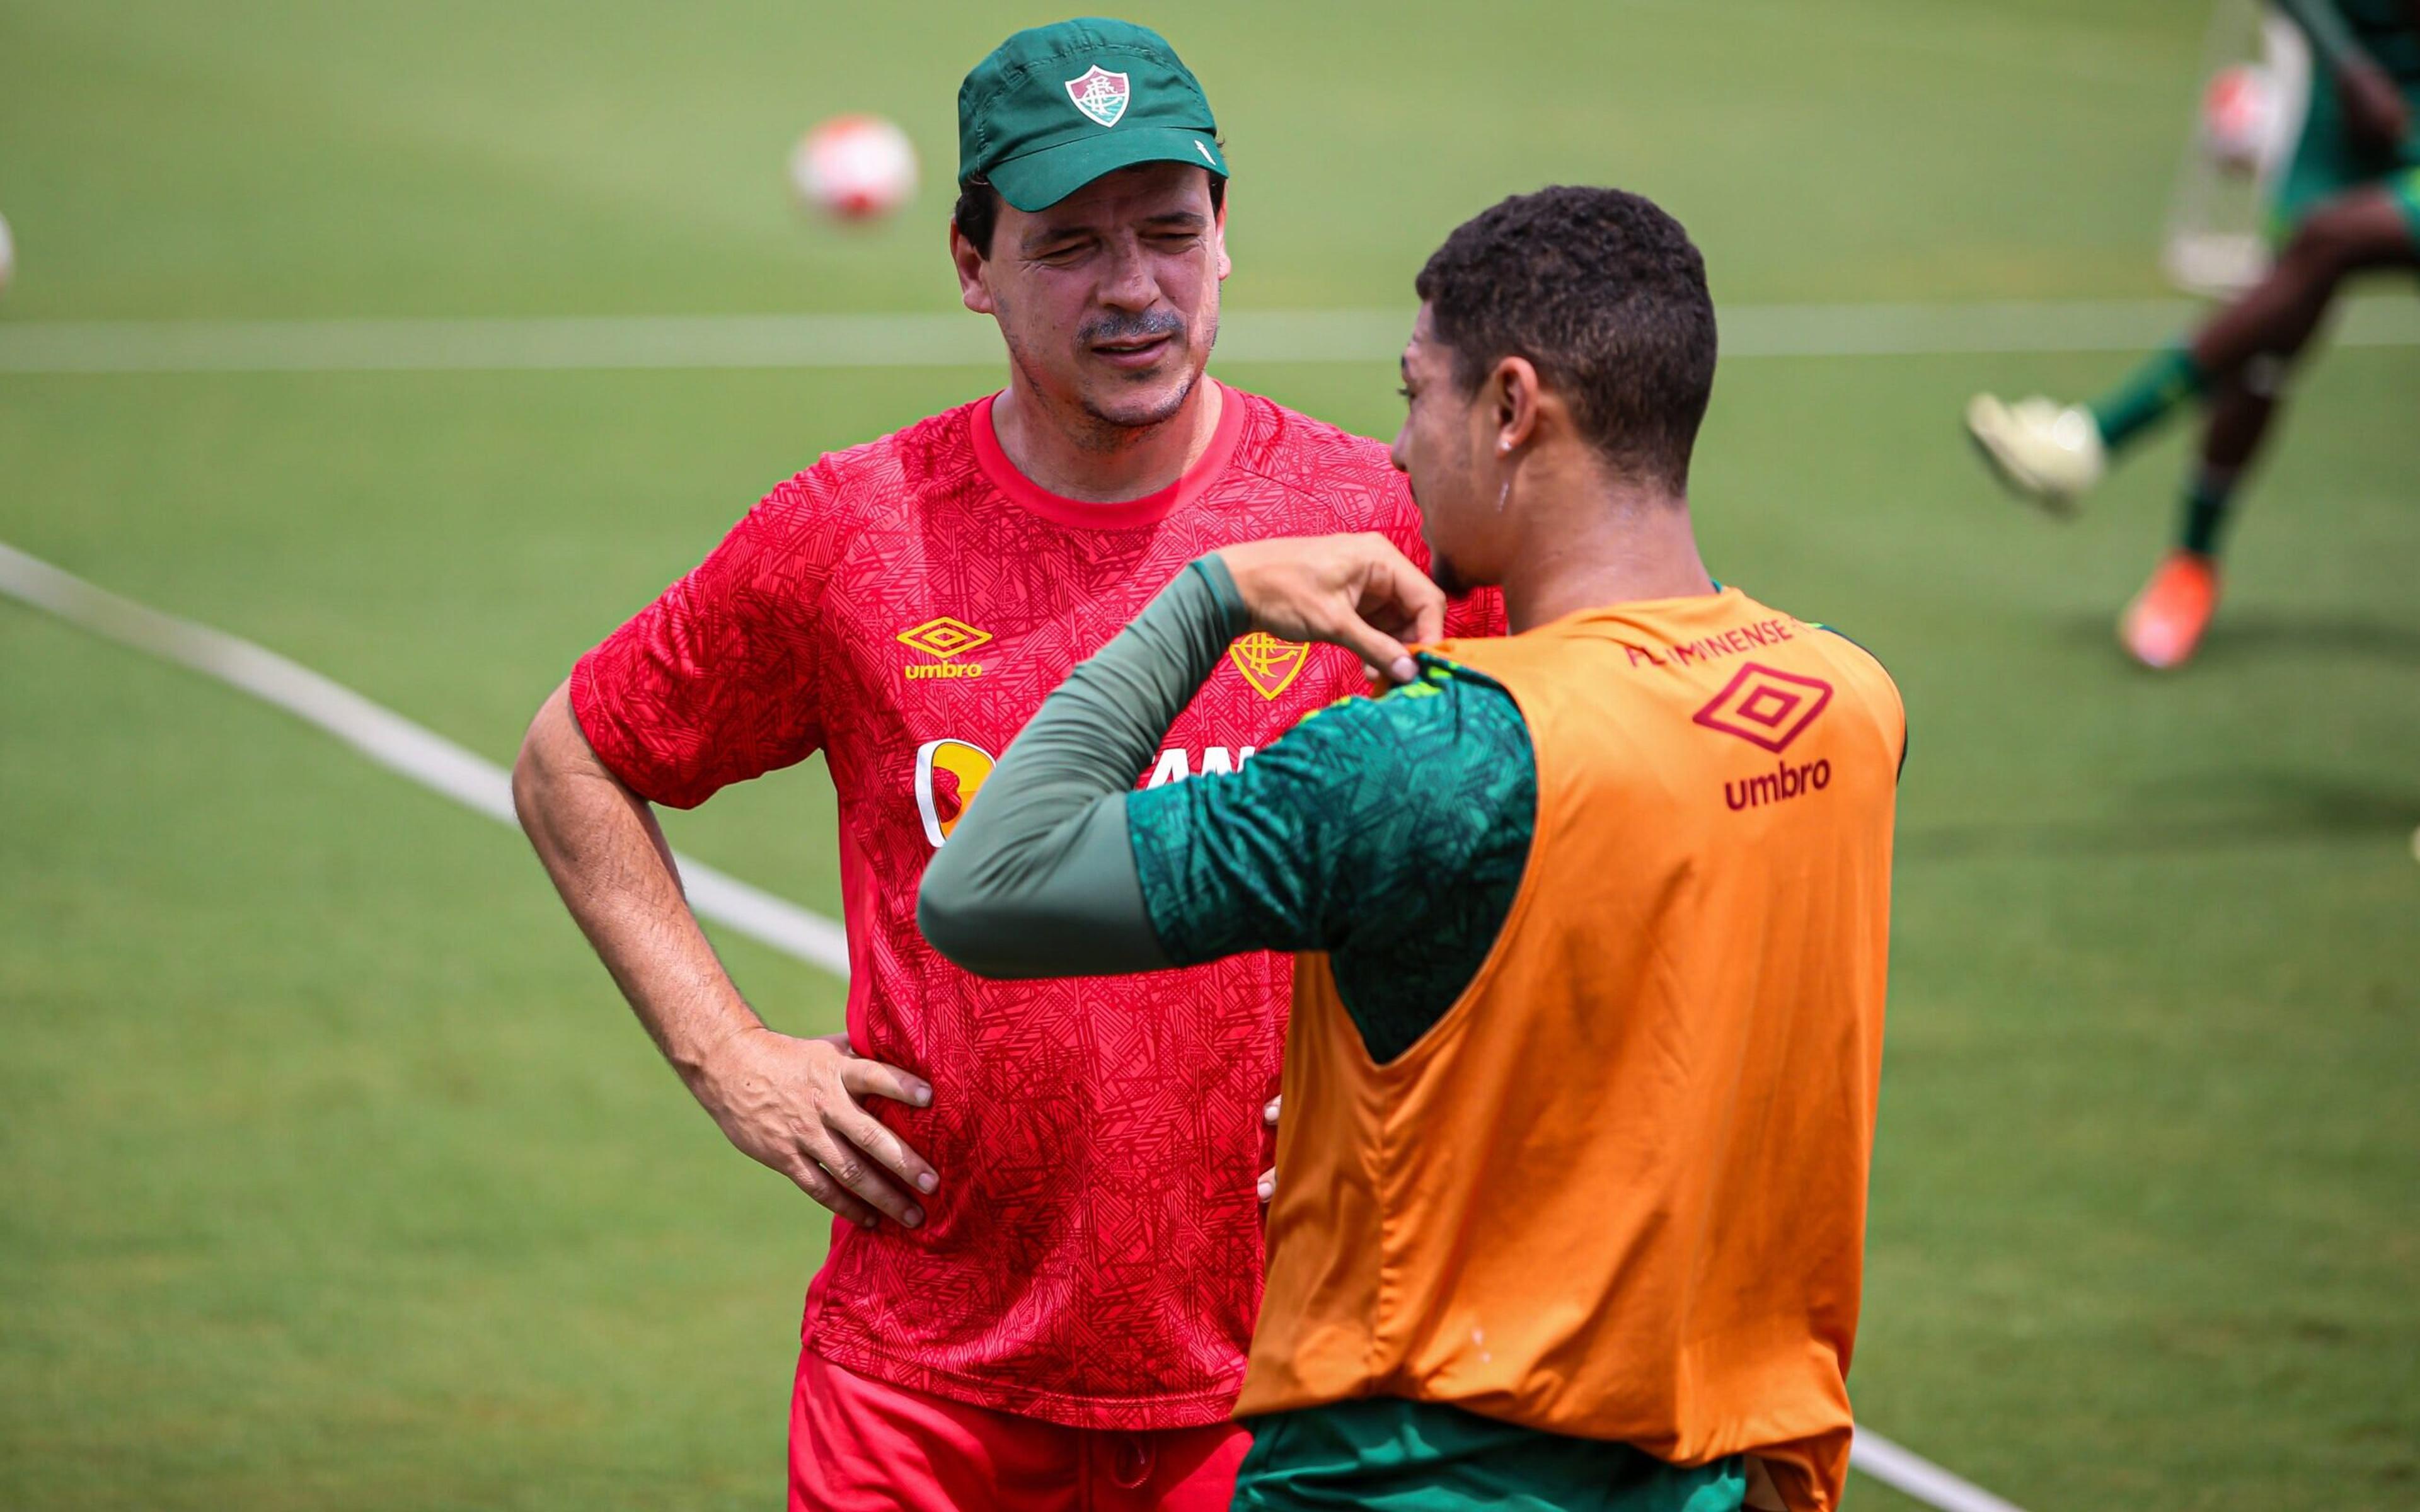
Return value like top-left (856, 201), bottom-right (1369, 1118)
top-left (1417, 185), bottom-right (1717, 493)
top-left (953, 174), bottom-right (1226, 259)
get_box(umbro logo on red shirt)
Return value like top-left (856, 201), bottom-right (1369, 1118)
top-left (899, 617), bottom-right (993, 681)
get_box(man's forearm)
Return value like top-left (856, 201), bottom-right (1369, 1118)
top-left (516, 682), bottom-right (940, 1227)
top-left (512, 683), bottom-right (761, 1077)
top-left (917, 556), bottom-right (1246, 978)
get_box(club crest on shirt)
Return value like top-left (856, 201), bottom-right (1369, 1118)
top-left (898, 616), bottom-right (993, 680)
top-left (1229, 632), bottom-right (1308, 701)
top-left (1065, 66), bottom-right (1131, 127)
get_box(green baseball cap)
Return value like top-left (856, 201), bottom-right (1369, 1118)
top-left (957, 18), bottom-right (1229, 212)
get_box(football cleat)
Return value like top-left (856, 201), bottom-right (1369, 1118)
top-left (2119, 551), bottom-right (2220, 670)
top-left (1964, 394), bottom-right (2107, 514)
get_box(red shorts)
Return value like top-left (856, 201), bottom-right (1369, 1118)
top-left (790, 1348), bottom-right (1250, 1511)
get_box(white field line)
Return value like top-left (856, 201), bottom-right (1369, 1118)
top-left (0, 541), bottom-right (850, 976)
top-left (1853, 1432), bottom-right (2030, 1512)
top-left (0, 295), bottom-right (2411, 372)
top-left (0, 537), bottom-right (2024, 1512)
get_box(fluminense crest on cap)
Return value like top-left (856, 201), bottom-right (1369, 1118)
top-left (1064, 66), bottom-right (1131, 128)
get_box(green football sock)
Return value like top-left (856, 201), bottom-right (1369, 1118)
top-left (2179, 466), bottom-right (2240, 558)
top-left (2089, 345), bottom-right (2208, 453)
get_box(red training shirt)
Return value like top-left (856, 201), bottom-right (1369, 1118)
top-left (570, 382), bottom-right (1502, 1429)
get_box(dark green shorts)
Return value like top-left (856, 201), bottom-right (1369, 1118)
top-left (2266, 66), bottom-right (2420, 245)
top-left (1232, 1399), bottom-right (1745, 1512)
top-left (2271, 159), bottom-right (2420, 246)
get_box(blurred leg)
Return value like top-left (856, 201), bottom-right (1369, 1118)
top-left (2188, 186), bottom-right (2418, 379)
top-left (2085, 185), bottom-right (2414, 462)
top-left (2179, 379), bottom-right (2280, 561)
top-left (2118, 379), bottom-right (2280, 670)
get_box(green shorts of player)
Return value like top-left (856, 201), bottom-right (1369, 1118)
top-left (1232, 1399), bottom-right (1748, 1512)
top-left (2265, 60), bottom-right (2420, 246)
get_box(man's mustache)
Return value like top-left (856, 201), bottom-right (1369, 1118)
top-left (1079, 310), bottom-right (1186, 346)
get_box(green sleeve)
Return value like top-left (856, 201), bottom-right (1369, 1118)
top-left (916, 554), bottom-right (1247, 979)
top-left (1127, 658), bottom-right (1537, 1063)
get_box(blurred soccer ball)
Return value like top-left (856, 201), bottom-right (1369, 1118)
top-left (0, 211), bottom-right (14, 298)
top-left (2200, 64), bottom-right (2279, 175)
top-left (790, 115), bottom-right (918, 222)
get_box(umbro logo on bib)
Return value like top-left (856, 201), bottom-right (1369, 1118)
top-left (1691, 663), bottom-right (1831, 753)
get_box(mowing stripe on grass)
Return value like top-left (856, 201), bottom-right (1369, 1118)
top-left (0, 537), bottom-right (2027, 1512)
top-left (0, 296), bottom-right (2412, 372)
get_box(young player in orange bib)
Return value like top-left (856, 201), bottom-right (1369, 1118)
top-left (921, 186), bottom-right (1906, 1510)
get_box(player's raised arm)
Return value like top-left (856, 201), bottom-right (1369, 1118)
top-left (2277, 0), bottom-right (2412, 147)
top-left (916, 534), bottom-right (1439, 979)
top-left (1216, 534), bottom-right (1445, 685)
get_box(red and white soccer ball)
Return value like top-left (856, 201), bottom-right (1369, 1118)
top-left (2201, 64), bottom-right (2279, 175)
top-left (791, 115), bottom-right (919, 222)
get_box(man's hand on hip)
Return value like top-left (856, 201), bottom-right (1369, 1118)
top-left (693, 1028), bottom-right (938, 1229)
top-left (510, 684), bottom-right (942, 1233)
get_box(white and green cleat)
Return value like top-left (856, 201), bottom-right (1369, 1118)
top-left (1964, 394), bottom-right (2106, 515)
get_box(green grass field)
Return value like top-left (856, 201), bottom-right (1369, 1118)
top-left (3, 1), bottom-right (2415, 1507)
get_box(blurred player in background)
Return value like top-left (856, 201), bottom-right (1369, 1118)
top-left (1966, 0), bottom-right (2420, 669)
top-left (512, 17), bottom-right (1496, 1511)
top-left (923, 187), bottom-right (1904, 1512)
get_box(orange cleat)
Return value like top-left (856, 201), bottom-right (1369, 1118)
top-left (2118, 551), bottom-right (2220, 670)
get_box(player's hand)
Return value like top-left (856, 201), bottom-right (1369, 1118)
top-left (692, 1026), bottom-right (938, 1228)
top-left (2339, 60), bottom-right (2411, 152)
top-left (1259, 1094), bottom-right (1280, 1203)
top-left (1216, 534), bottom-right (1446, 685)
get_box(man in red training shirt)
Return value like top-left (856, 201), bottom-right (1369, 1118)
top-left (510, 17), bottom-right (1499, 1511)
